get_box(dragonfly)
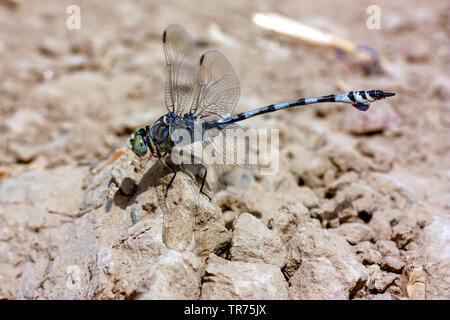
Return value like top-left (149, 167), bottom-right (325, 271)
top-left (127, 24), bottom-right (396, 199)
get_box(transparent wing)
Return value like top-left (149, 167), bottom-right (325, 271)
top-left (203, 123), bottom-right (250, 194)
top-left (169, 119), bottom-right (206, 170)
top-left (170, 121), bottom-right (250, 194)
top-left (163, 24), bottom-right (200, 114)
top-left (190, 50), bottom-right (240, 119)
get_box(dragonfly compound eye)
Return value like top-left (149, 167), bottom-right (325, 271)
top-left (127, 128), bottom-right (148, 156)
top-left (132, 135), bottom-right (148, 156)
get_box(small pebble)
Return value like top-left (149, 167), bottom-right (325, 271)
top-left (131, 205), bottom-right (140, 224)
top-left (105, 197), bottom-right (113, 213)
top-left (43, 69), bottom-right (54, 80)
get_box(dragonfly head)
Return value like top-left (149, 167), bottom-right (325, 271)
top-left (127, 127), bottom-right (149, 157)
top-left (128, 113), bottom-right (178, 157)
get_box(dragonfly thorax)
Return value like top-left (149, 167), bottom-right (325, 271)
top-left (149, 113), bottom-right (178, 154)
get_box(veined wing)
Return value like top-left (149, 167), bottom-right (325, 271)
top-left (169, 118), bottom-right (205, 168)
top-left (190, 50), bottom-right (240, 119)
top-left (163, 24), bottom-right (200, 115)
top-left (202, 123), bottom-right (250, 194)
top-left (169, 120), bottom-right (250, 194)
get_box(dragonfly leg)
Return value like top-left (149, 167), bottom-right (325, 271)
top-left (199, 167), bottom-right (211, 201)
top-left (160, 155), bottom-right (177, 197)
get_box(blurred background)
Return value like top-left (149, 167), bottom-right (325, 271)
top-left (0, 0), bottom-right (448, 203)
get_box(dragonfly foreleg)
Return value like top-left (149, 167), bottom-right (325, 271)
top-left (199, 166), bottom-right (211, 201)
top-left (160, 154), bottom-right (177, 197)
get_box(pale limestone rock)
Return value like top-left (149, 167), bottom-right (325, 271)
top-left (267, 202), bottom-right (308, 244)
top-left (286, 220), bottom-right (368, 297)
top-left (376, 240), bottom-right (400, 257)
top-left (297, 187), bottom-right (320, 208)
top-left (87, 214), bottom-right (165, 299)
top-left (328, 147), bottom-right (370, 173)
top-left (376, 240), bottom-right (404, 272)
top-left (201, 255), bottom-right (288, 300)
top-left (416, 215), bottom-right (450, 299)
top-left (382, 256), bottom-right (404, 273)
top-left (338, 206), bottom-right (359, 224)
top-left (133, 250), bottom-right (202, 300)
top-left (391, 219), bottom-right (420, 249)
top-left (285, 145), bottom-right (336, 188)
top-left (333, 222), bottom-right (375, 244)
top-left (289, 257), bottom-right (347, 300)
top-left (110, 153), bottom-right (136, 196)
top-left (0, 166), bottom-right (89, 299)
top-left (369, 209), bottom-right (402, 241)
top-left (335, 182), bottom-right (379, 218)
top-left (366, 264), bottom-right (399, 293)
top-left (354, 241), bottom-right (383, 265)
top-left (0, 152), bottom-right (231, 299)
top-left (230, 213), bottom-right (287, 268)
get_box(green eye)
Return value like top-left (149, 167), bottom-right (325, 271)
top-left (133, 135), bottom-right (147, 156)
top-left (127, 127), bottom-right (148, 157)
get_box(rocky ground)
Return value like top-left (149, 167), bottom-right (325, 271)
top-left (0, 0), bottom-right (449, 299)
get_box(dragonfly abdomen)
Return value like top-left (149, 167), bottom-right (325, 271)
top-left (207, 90), bottom-right (395, 126)
top-left (335, 90), bottom-right (374, 104)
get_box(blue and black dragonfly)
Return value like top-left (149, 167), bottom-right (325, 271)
top-left (127, 24), bottom-right (395, 198)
